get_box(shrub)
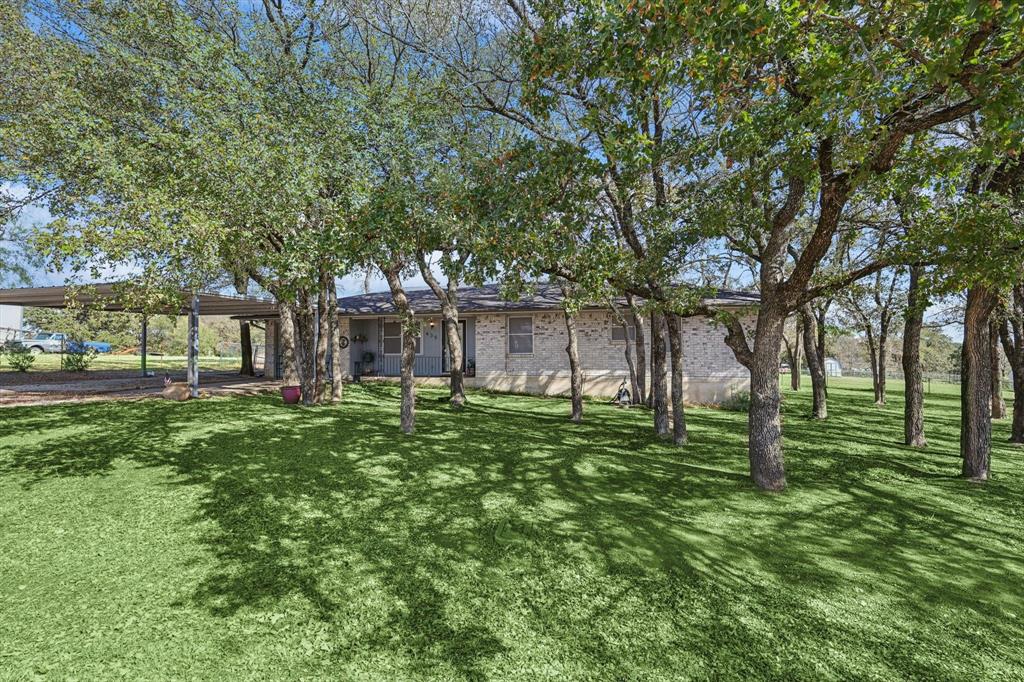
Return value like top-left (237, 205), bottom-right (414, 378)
top-left (720, 390), bottom-right (751, 412)
top-left (61, 347), bottom-right (97, 372)
top-left (4, 343), bottom-right (36, 372)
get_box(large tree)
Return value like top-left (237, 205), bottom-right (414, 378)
top-left (5, 1), bottom-right (363, 404)
top-left (999, 284), bottom-right (1024, 444)
top-left (681, 1), bottom-right (1024, 489)
top-left (910, 151), bottom-right (1024, 479)
top-left (470, 137), bottom-right (613, 423)
top-left (380, 0), bottom-right (721, 444)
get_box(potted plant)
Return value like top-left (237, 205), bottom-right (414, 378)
top-left (280, 385), bottom-right (302, 404)
top-left (361, 351), bottom-right (375, 375)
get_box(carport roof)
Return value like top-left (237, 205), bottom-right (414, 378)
top-left (0, 283), bottom-right (279, 317)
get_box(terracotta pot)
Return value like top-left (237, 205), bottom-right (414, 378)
top-left (280, 385), bottom-right (302, 404)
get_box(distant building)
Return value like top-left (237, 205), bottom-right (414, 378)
top-left (824, 357), bottom-right (843, 377)
top-left (0, 304), bottom-right (23, 342)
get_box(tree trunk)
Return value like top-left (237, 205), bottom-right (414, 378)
top-left (747, 309), bottom-right (787, 491)
top-left (650, 311), bottom-right (670, 436)
top-left (666, 312), bottom-right (687, 445)
top-left (239, 321), bottom-right (255, 376)
top-left (563, 307), bottom-right (584, 423)
top-left (864, 326), bottom-right (880, 405)
top-left (383, 267), bottom-right (416, 434)
top-left (399, 321), bottom-right (417, 433)
top-left (295, 299), bottom-right (317, 407)
top-left (278, 302), bottom-right (302, 387)
top-left (961, 285), bottom-right (998, 481)
top-left (1000, 314), bottom-right (1024, 444)
top-left (800, 304), bottom-right (827, 419)
top-left (789, 316), bottom-right (801, 391)
top-left (329, 285), bottom-right (343, 403)
top-left (1012, 370), bottom-right (1024, 444)
top-left (815, 303), bottom-right (829, 391)
top-left (611, 301), bottom-right (640, 404)
top-left (313, 281), bottom-right (331, 404)
top-left (876, 321), bottom-right (888, 405)
top-left (990, 318), bottom-right (1006, 419)
top-left (902, 265), bottom-right (926, 447)
top-left (782, 336), bottom-right (797, 389)
top-left (628, 294), bottom-right (648, 405)
top-left (416, 252), bottom-right (466, 409)
top-left (442, 306), bottom-right (466, 409)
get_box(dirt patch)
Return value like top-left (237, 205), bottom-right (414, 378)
top-left (0, 368), bottom-right (190, 387)
top-left (0, 371), bottom-right (281, 407)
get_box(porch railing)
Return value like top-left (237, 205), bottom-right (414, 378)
top-left (377, 355), bottom-right (444, 377)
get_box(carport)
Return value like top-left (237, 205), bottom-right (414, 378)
top-left (0, 283), bottom-right (279, 397)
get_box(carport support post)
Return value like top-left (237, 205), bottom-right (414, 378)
top-left (140, 315), bottom-right (148, 376)
top-left (188, 295), bottom-right (200, 398)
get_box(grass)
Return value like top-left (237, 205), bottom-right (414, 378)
top-left (0, 354), bottom-right (242, 373)
top-left (1, 378), bottom-right (1023, 680)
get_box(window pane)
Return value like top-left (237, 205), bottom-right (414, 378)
top-left (383, 337), bottom-right (401, 354)
top-left (508, 317), bottom-right (533, 335)
top-left (509, 334), bottom-right (533, 354)
top-left (612, 324), bottom-right (636, 341)
top-left (383, 321), bottom-right (401, 337)
top-left (414, 335), bottom-right (421, 354)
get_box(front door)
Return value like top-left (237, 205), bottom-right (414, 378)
top-left (441, 320), bottom-right (467, 373)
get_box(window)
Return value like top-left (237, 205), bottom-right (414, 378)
top-left (383, 321), bottom-right (421, 354)
top-left (610, 323), bottom-right (634, 342)
top-left (508, 316), bottom-right (533, 354)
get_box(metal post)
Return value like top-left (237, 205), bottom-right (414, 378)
top-left (188, 295), bottom-right (200, 398)
top-left (140, 315), bottom-right (148, 376)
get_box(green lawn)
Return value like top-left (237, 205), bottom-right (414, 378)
top-left (1, 380), bottom-right (1023, 680)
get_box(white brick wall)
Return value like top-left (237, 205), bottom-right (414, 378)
top-left (269, 306), bottom-right (756, 403)
top-left (473, 309), bottom-right (752, 379)
top-left (466, 308), bottom-right (754, 403)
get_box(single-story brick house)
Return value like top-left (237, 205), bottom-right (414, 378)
top-left (262, 283), bottom-right (758, 403)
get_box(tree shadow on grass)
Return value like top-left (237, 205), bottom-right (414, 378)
top-left (2, 384), bottom-right (1024, 677)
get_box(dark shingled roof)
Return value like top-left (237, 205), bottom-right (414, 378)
top-left (337, 283), bottom-right (759, 316)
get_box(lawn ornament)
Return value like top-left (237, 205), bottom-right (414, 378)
top-left (161, 374), bottom-right (191, 401)
top-left (612, 379), bottom-right (631, 407)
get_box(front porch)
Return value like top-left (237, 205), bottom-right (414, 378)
top-left (347, 316), bottom-right (476, 379)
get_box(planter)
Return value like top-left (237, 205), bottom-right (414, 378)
top-left (280, 385), bottom-right (302, 404)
